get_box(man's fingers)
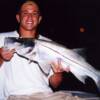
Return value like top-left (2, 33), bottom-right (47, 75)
top-left (58, 58), bottom-right (62, 67)
top-left (65, 67), bottom-right (70, 72)
top-left (51, 59), bottom-right (64, 73)
top-left (10, 49), bottom-right (15, 54)
top-left (1, 48), bottom-right (15, 61)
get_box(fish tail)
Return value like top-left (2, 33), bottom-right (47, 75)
top-left (95, 72), bottom-right (100, 95)
top-left (96, 79), bottom-right (100, 94)
top-left (91, 70), bottom-right (100, 95)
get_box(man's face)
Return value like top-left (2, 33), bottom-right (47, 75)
top-left (16, 1), bottom-right (42, 31)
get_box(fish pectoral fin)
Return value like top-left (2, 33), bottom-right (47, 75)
top-left (73, 72), bottom-right (87, 84)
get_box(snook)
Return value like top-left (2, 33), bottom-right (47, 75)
top-left (4, 38), bottom-right (100, 91)
top-left (34, 39), bottom-right (100, 91)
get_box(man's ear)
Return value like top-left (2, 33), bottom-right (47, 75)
top-left (39, 16), bottom-right (42, 23)
top-left (16, 14), bottom-right (20, 23)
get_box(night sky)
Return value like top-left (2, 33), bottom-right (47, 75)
top-left (0, 0), bottom-right (100, 95)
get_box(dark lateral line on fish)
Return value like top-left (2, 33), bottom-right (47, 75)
top-left (15, 52), bottom-right (49, 76)
top-left (39, 43), bottom-right (86, 68)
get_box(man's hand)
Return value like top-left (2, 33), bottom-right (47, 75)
top-left (0, 48), bottom-right (15, 61)
top-left (51, 58), bottom-right (70, 73)
top-left (49, 58), bottom-right (70, 89)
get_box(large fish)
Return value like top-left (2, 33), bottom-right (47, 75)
top-left (4, 37), bottom-right (100, 91)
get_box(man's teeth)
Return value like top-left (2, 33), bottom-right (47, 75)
top-left (27, 22), bottom-right (32, 24)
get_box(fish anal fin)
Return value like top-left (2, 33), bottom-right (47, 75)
top-left (72, 72), bottom-right (87, 84)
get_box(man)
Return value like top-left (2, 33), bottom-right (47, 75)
top-left (0, 0), bottom-right (68, 99)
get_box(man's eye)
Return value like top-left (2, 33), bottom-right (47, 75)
top-left (32, 13), bottom-right (39, 16)
top-left (21, 12), bottom-right (40, 16)
top-left (21, 12), bottom-right (29, 15)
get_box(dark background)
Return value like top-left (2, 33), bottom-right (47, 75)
top-left (0, 0), bottom-right (100, 95)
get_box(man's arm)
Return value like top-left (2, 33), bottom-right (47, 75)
top-left (49, 59), bottom-right (70, 89)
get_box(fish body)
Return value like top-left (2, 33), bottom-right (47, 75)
top-left (34, 39), bottom-right (100, 90)
top-left (4, 37), bottom-right (100, 91)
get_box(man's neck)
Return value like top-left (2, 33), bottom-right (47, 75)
top-left (19, 29), bottom-right (37, 38)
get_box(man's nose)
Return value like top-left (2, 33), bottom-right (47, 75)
top-left (28, 14), bottom-right (33, 19)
